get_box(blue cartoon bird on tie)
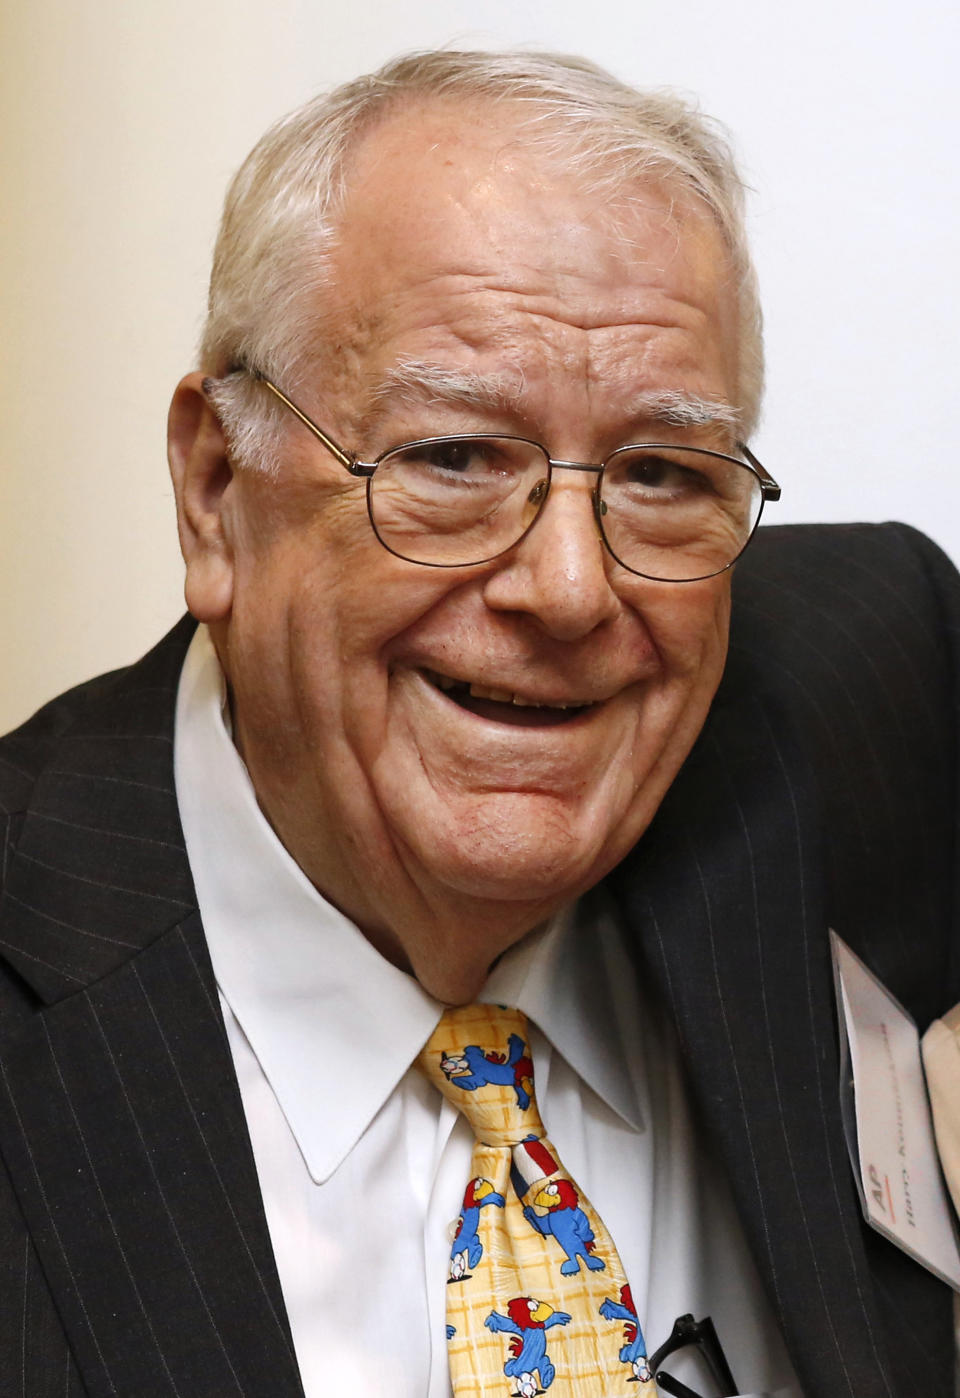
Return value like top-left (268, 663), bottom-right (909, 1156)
top-left (485, 1296), bottom-right (570, 1394)
top-left (449, 1176), bottom-right (505, 1281)
top-left (440, 1033), bottom-right (534, 1110)
top-left (599, 1283), bottom-right (653, 1382)
top-left (522, 1178), bottom-right (606, 1275)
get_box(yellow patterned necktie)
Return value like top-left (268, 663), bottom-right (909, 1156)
top-left (418, 1003), bottom-right (657, 1397)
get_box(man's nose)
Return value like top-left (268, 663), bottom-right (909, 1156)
top-left (481, 474), bottom-right (622, 640)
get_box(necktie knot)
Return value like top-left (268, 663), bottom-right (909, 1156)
top-left (417, 1003), bottom-right (545, 1147)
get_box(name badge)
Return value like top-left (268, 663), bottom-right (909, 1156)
top-left (830, 931), bottom-right (960, 1290)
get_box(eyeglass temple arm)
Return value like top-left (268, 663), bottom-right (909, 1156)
top-left (648, 1314), bottom-right (738, 1397)
top-left (243, 368), bottom-right (360, 474)
top-left (739, 442), bottom-right (781, 502)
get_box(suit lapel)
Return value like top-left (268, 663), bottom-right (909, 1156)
top-left (609, 650), bottom-right (952, 1397)
top-left (0, 621), bottom-right (303, 1397)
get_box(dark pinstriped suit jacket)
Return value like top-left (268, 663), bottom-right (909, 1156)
top-left (0, 522), bottom-right (958, 1397)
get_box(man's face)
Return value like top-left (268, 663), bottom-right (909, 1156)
top-left (189, 103), bottom-right (741, 996)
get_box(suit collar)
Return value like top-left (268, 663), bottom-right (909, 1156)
top-left (0, 615), bottom-right (198, 1003)
top-left (606, 645), bottom-right (946, 1396)
top-left (0, 617), bottom-right (305, 1395)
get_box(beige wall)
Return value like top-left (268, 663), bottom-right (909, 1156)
top-left (3, 0), bottom-right (957, 733)
top-left (1, 1), bottom-right (302, 731)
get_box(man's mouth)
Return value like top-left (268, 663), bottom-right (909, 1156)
top-left (420, 667), bottom-right (597, 726)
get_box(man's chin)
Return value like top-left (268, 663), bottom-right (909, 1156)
top-left (395, 790), bottom-right (631, 908)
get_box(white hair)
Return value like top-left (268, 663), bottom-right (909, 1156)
top-left (201, 49), bottom-right (763, 472)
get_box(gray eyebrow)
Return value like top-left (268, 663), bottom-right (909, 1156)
top-left (364, 359), bottom-right (525, 422)
top-left (362, 357), bottom-right (740, 435)
top-left (629, 389), bottom-right (741, 432)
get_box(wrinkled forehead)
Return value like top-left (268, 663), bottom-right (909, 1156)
top-left (305, 99), bottom-right (740, 421)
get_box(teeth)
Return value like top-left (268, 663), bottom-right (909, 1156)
top-left (469, 683), bottom-right (514, 703)
top-left (512, 695), bottom-right (569, 709)
top-left (423, 668), bottom-right (589, 710)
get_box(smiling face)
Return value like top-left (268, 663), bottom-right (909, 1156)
top-left (171, 100), bottom-right (742, 1002)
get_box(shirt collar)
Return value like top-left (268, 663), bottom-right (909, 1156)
top-left (484, 897), bottom-right (644, 1132)
top-left (174, 626), bottom-right (642, 1185)
top-left (175, 626), bottom-right (443, 1184)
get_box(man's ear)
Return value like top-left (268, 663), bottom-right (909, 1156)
top-left (168, 371), bottom-right (236, 623)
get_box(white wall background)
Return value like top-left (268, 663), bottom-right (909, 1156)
top-left (2, 0), bottom-right (957, 732)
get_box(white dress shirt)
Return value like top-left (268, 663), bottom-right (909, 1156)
top-left (174, 625), bottom-right (801, 1397)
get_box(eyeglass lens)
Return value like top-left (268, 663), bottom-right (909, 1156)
top-left (366, 436), bottom-right (763, 580)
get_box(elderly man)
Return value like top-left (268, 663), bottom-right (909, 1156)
top-left (0, 50), bottom-right (957, 1398)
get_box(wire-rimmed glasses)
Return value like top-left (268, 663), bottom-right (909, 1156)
top-left (243, 371), bottom-right (780, 583)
